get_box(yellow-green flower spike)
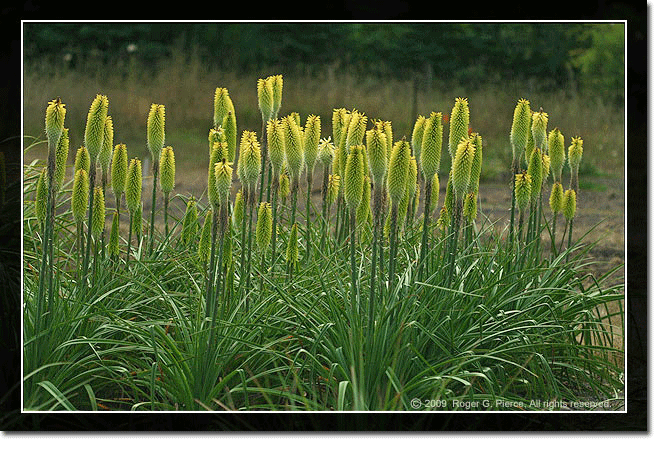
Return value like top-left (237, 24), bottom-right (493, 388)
top-left (209, 126), bottom-right (226, 157)
top-left (541, 153), bottom-right (551, 185)
top-left (568, 136), bottom-right (584, 171)
top-left (332, 108), bottom-right (350, 150)
top-left (463, 191), bottom-right (477, 221)
top-left (208, 139), bottom-right (226, 208)
top-left (411, 115), bottom-right (427, 163)
top-left (111, 144), bottom-right (128, 201)
top-left (132, 203), bottom-right (142, 235)
top-left (257, 77), bottom-right (274, 123)
top-left (345, 110), bottom-right (368, 153)
top-left (437, 204), bottom-right (450, 231)
top-left (514, 172), bottom-right (532, 212)
top-left (420, 112), bottom-right (443, 181)
top-left (35, 168), bottom-right (47, 224)
top-left (267, 118), bottom-right (286, 174)
top-left (45, 97), bottom-right (66, 151)
top-left (222, 110), bottom-right (237, 164)
top-left (214, 159), bottom-right (233, 203)
top-left (549, 182), bottom-right (564, 214)
top-left (448, 97), bottom-right (470, 159)
top-left (284, 114), bottom-right (304, 181)
top-left (91, 185), bottom-right (105, 236)
top-left (527, 148), bottom-right (543, 200)
top-left (279, 171), bottom-right (290, 203)
top-left (99, 116), bottom-right (113, 173)
top-left (548, 128), bottom-right (565, 182)
top-left (271, 74), bottom-right (283, 119)
top-left (125, 158), bottom-right (142, 213)
top-left (451, 138), bottom-right (476, 200)
top-left (147, 103), bottom-right (166, 162)
top-left (377, 120), bottom-right (394, 154)
top-left (469, 133), bottom-right (483, 194)
top-left (563, 188), bottom-right (577, 221)
top-left (54, 128), bottom-right (69, 192)
top-left (71, 168), bottom-right (89, 224)
top-left (182, 198), bottom-right (199, 245)
top-left (159, 146), bottom-right (176, 195)
top-left (366, 127), bottom-right (388, 188)
top-left (326, 174), bottom-right (340, 206)
top-left (243, 132), bottom-right (262, 189)
top-left (303, 114), bottom-right (321, 175)
top-left (286, 222), bottom-right (299, 268)
top-left (318, 137), bottom-right (335, 169)
top-left (407, 155), bottom-right (418, 201)
top-left (387, 139), bottom-right (411, 206)
top-left (531, 110), bottom-right (548, 151)
top-left (84, 94), bottom-right (109, 161)
top-left (344, 145), bottom-right (365, 212)
top-left (443, 172), bottom-right (454, 224)
top-left (109, 211), bottom-right (120, 257)
top-left (74, 146), bottom-right (90, 174)
top-left (198, 209), bottom-right (213, 267)
top-left (510, 98), bottom-right (531, 164)
top-left (232, 190), bottom-right (245, 229)
top-left (213, 87), bottom-right (226, 127)
top-left (256, 201), bottom-right (273, 254)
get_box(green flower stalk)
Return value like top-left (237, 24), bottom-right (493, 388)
top-left (386, 139), bottom-right (412, 283)
top-left (35, 168), bottom-right (47, 225)
top-left (549, 181), bottom-right (564, 255)
top-left (430, 174), bottom-right (440, 216)
top-left (303, 114), bottom-right (321, 260)
top-left (110, 143), bottom-right (128, 212)
top-left (284, 114), bottom-right (304, 226)
top-left (451, 138), bottom-right (476, 201)
top-left (448, 97), bottom-right (470, 159)
top-left (160, 146), bottom-right (176, 237)
top-left (548, 128), bottom-right (565, 182)
top-left (146, 103), bottom-right (165, 255)
top-left (531, 110), bottom-right (549, 152)
top-left (286, 222), bottom-right (300, 275)
top-left (109, 211), bottom-right (119, 259)
top-left (198, 209), bottom-right (213, 269)
top-left (568, 136), bottom-right (584, 192)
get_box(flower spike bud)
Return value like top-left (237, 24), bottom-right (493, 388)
top-left (469, 133), bottom-right (483, 194)
top-left (451, 138), bottom-right (476, 200)
top-left (568, 136), bottom-right (584, 172)
top-left (208, 140), bottom-right (226, 208)
top-left (318, 137), bottom-right (335, 169)
top-left (279, 171), bottom-right (291, 203)
top-left (267, 118), bottom-right (286, 174)
top-left (111, 144), bottom-right (128, 201)
top-left (214, 88), bottom-right (237, 160)
top-left (357, 175), bottom-right (372, 224)
top-left (84, 94), bottom-right (108, 162)
top-left (514, 172), bottom-right (532, 213)
top-left (214, 159), bottom-right (233, 203)
top-left (344, 145), bottom-right (365, 212)
top-left (91, 185), bottom-right (105, 236)
top-left (463, 191), bottom-right (477, 221)
top-left (208, 126), bottom-right (226, 157)
top-left (510, 98), bottom-right (531, 165)
top-left (448, 97), bottom-right (470, 159)
top-left (430, 173), bottom-right (440, 215)
top-left (527, 148), bottom-right (543, 200)
top-left (243, 132), bottom-right (262, 189)
top-left (182, 198), bottom-right (199, 245)
top-left (256, 201), bottom-right (273, 254)
top-left (326, 174), bottom-right (340, 206)
top-left (99, 116), bottom-right (114, 174)
top-left (411, 115), bottom-right (427, 163)
top-left (232, 190), bottom-right (245, 229)
top-left (35, 168), bottom-right (47, 224)
top-left (345, 110), bottom-right (368, 153)
top-left (284, 114), bottom-right (304, 181)
top-left (53, 128), bottom-right (69, 192)
top-left (377, 120), bottom-right (393, 153)
top-left (74, 146), bottom-right (90, 174)
top-left (420, 111), bottom-right (443, 181)
top-left (159, 146), bottom-right (176, 195)
top-left (303, 114), bottom-right (322, 176)
top-left (332, 108), bottom-right (350, 150)
top-left (549, 182), bottom-right (564, 214)
top-left (366, 127), bottom-right (388, 188)
top-left (563, 189), bottom-right (577, 221)
top-left (531, 110), bottom-right (548, 152)
top-left (271, 74), bottom-right (283, 119)
top-left (71, 168), bottom-right (89, 224)
top-left (198, 209), bottom-right (213, 267)
top-left (548, 128), bottom-right (565, 182)
top-left (386, 139), bottom-right (411, 206)
top-left (147, 103), bottom-right (165, 162)
top-left (45, 97), bottom-right (66, 152)
top-left (257, 77), bottom-right (274, 123)
top-left (109, 211), bottom-right (120, 257)
top-left (125, 158), bottom-right (142, 213)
